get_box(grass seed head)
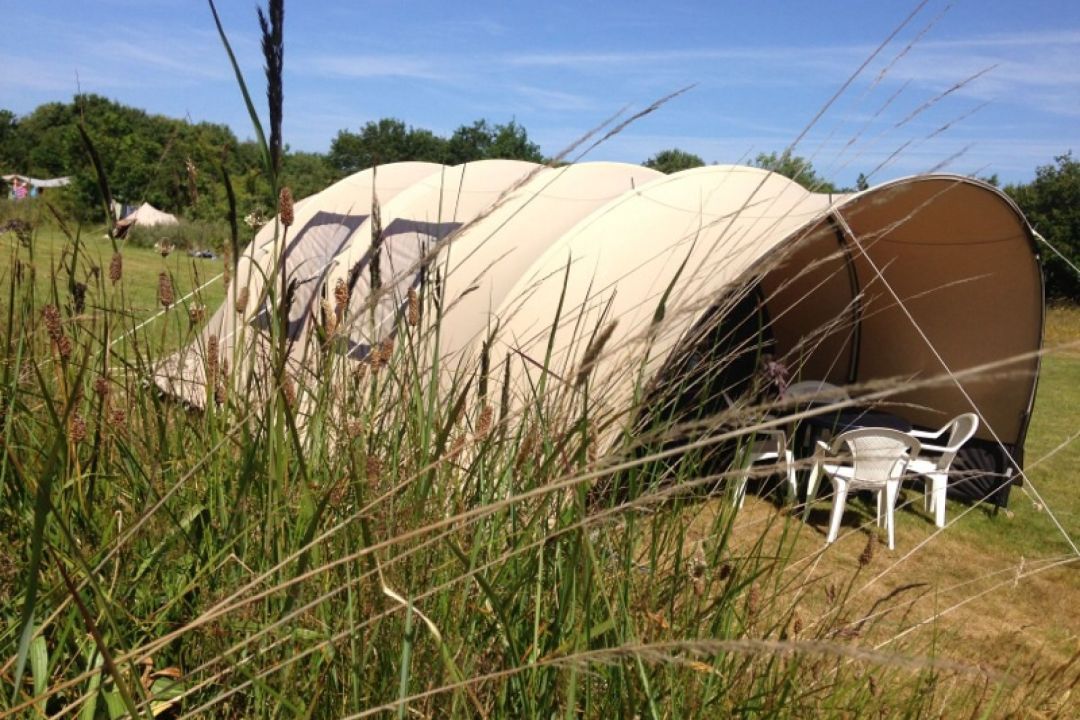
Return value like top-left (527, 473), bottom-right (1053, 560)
top-left (282, 373), bottom-right (297, 409)
top-left (42, 304), bottom-right (63, 342)
top-left (279, 187), bottom-right (294, 227)
top-left (93, 375), bottom-right (110, 400)
top-left (475, 403), bottom-right (493, 440)
top-left (576, 320), bottom-right (618, 388)
top-left (55, 335), bottom-right (72, 360)
top-left (72, 282), bottom-right (87, 314)
top-left (108, 252), bottom-right (123, 284)
top-left (69, 412), bottom-right (87, 444)
top-left (188, 304), bottom-right (206, 326)
top-left (334, 278), bottom-right (349, 315)
top-left (235, 286), bottom-right (249, 315)
top-left (158, 272), bottom-right (174, 309)
top-left (321, 298), bottom-right (337, 336)
top-left (407, 287), bottom-right (420, 326)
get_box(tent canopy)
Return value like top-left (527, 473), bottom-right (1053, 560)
top-left (155, 161), bottom-right (1043, 503)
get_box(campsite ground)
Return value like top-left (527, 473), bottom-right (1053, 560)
top-left (714, 305), bottom-right (1080, 670)
top-left (2, 222), bottom-right (1076, 714)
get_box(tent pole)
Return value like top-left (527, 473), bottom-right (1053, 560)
top-left (828, 213), bottom-right (861, 384)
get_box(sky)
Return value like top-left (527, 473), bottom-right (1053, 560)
top-left (2, 0), bottom-right (1079, 186)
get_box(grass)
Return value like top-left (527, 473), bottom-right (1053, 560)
top-left (1, 1), bottom-right (1076, 714)
top-left (1, 224), bottom-right (227, 356)
top-left (0, 216), bottom-right (1076, 716)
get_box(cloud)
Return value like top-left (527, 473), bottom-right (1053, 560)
top-left (297, 54), bottom-right (454, 81)
top-left (513, 85), bottom-right (599, 112)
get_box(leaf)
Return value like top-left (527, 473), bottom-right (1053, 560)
top-left (30, 635), bottom-right (48, 698)
top-left (79, 647), bottom-right (104, 720)
top-left (149, 674), bottom-right (187, 716)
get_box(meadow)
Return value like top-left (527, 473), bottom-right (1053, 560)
top-left (0, 209), bottom-right (1076, 718)
top-left (1, 0), bottom-right (1077, 713)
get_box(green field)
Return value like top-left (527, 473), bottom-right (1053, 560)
top-left (1, 221), bottom-right (1076, 717)
top-left (1, 226), bottom-right (227, 356)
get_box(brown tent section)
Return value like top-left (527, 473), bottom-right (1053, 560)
top-left (757, 175), bottom-right (1042, 447)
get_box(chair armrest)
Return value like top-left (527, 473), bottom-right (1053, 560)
top-left (918, 443), bottom-right (950, 454)
top-left (909, 428), bottom-right (944, 440)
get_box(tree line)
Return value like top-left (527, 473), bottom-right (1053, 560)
top-left (1, 96), bottom-right (1075, 299)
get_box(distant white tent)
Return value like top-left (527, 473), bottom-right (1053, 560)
top-left (2, 174), bottom-right (71, 189)
top-left (117, 202), bottom-right (179, 229)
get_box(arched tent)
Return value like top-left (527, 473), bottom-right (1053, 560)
top-left (486, 165), bottom-right (1042, 506)
top-left (155, 161), bottom-right (1042, 506)
top-left (154, 161), bottom-right (442, 407)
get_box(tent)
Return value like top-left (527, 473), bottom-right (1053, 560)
top-left (154, 161), bottom-right (443, 407)
top-left (116, 202), bottom-right (179, 231)
top-left (156, 161), bottom-right (1042, 506)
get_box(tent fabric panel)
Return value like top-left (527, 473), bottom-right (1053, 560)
top-left (757, 219), bottom-right (857, 386)
top-left (436, 162), bottom-right (663, 356)
top-left (837, 179), bottom-right (1041, 444)
top-left (325, 159), bottom-right (542, 358)
top-left (490, 165), bottom-right (829, 425)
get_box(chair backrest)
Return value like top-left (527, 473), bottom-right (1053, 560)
top-left (831, 428), bottom-right (920, 487)
top-left (937, 412), bottom-right (980, 469)
top-left (784, 380), bottom-right (850, 403)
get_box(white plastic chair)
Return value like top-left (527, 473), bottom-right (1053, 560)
top-left (733, 428), bottom-right (797, 508)
top-left (804, 428), bottom-right (920, 549)
top-left (906, 413), bottom-right (979, 528)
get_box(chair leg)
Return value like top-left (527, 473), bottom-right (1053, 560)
top-left (933, 473), bottom-right (947, 528)
top-left (884, 479), bottom-right (899, 550)
top-left (785, 450), bottom-right (797, 504)
top-left (875, 490), bottom-right (883, 527)
top-left (826, 480), bottom-right (848, 544)
top-left (803, 462), bottom-right (821, 521)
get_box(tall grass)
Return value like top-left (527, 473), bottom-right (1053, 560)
top-left (1, 1), bottom-right (1078, 718)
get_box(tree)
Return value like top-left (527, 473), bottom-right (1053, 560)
top-left (445, 119), bottom-right (543, 165)
top-left (643, 148), bottom-right (704, 175)
top-left (328, 119), bottom-right (429, 174)
top-left (1006, 153), bottom-right (1080, 301)
top-left (485, 120), bottom-right (543, 163)
top-left (753, 150), bottom-right (837, 192)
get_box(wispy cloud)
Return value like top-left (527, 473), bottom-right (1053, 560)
top-left (297, 54), bottom-right (453, 81)
top-left (513, 85), bottom-right (599, 111)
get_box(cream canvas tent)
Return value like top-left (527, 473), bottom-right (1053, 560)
top-left (154, 161), bottom-right (442, 407)
top-left (156, 161), bottom-right (1042, 507)
top-left (116, 202), bottom-right (179, 230)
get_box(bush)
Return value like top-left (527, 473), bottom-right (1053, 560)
top-left (125, 218), bottom-right (235, 253)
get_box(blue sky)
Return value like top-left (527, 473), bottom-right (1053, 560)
top-left (2, 0), bottom-right (1078, 185)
